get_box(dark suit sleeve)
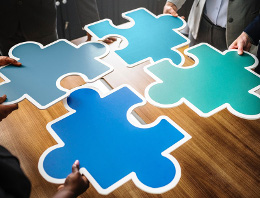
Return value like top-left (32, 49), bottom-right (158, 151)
top-left (0, 146), bottom-right (31, 198)
top-left (244, 14), bottom-right (260, 45)
top-left (75, 0), bottom-right (100, 28)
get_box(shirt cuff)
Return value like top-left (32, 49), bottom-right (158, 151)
top-left (167, 0), bottom-right (185, 10)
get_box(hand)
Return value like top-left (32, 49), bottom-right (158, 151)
top-left (0, 95), bottom-right (18, 121)
top-left (102, 37), bottom-right (117, 44)
top-left (86, 32), bottom-right (117, 44)
top-left (229, 32), bottom-right (252, 55)
top-left (53, 160), bottom-right (89, 198)
top-left (0, 56), bottom-right (21, 67)
top-left (163, 2), bottom-right (179, 17)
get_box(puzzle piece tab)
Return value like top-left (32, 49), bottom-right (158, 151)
top-left (0, 40), bottom-right (113, 109)
top-left (39, 85), bottom-right (191, 194)
top-left (86, 8), bottom-right (189, 66)
top-left (145, 43), bottom-right (260, 119)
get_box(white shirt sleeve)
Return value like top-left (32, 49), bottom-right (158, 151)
top-left (167, 0), bottom-right (186, 10)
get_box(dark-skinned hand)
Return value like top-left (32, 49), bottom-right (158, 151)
top-left (53, 160), bottom-right (89, 198)
top-left (0, 95), bottom-right (18, 121)
top-left (0, 56), bottom-right (21, 121)
top-left (0, 56), bottom-right (22, 67)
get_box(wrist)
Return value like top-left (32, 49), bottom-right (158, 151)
top-left (166, 1), bottom-right (177, 11)
top-left (53, 188), bottom-right (77, 198)
top-left (243, 32), bottom-right (255, 45)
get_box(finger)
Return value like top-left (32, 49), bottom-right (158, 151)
top-left (9, 58), bottom-right (22, 66)
top-left (82, 175), bottom-right (89, 183)
top-left (108, 37), bottom-right (117, 41)
top-left (82, 175), bottom-right (90, 189)
top-left (11, 60), bottom-right (22, 66)
top-left (86, 32), bottom-right (92, 42)
top-left (228, 41), bottom-right (237, 50)
top-left (2, 103), bottom-right (19, 113)
top-left (57, 185), bottom-right (64, 191)
top-left (170, 10), bottom-right (178, 17)
top-left (1, 57), bottom-right (21, 66)
top-left (104, 39), bottom-right (113, 44)
top-left (237, 42), bottom-right (244, 55)
top-left (181, 16), bottom-right (185, 19)
top-left (244, 43), bottom-right (251, 52)
top-left (0, 104), bottom-right (18, 121)
top-left (0, 95), bottom-right (7, 104)
top-left (72, 160), bottom-right (80, 173)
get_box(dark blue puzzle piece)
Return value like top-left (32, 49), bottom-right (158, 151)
top-left (86, 8), bottom-right (189, 66)
top-left (39, 85), bottom-right (191, 194)
top-left (0, 40), bottom-right (113, 109)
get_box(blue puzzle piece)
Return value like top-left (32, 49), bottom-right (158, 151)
top-left (86, 8), bottom-right (189, 66)
top-left (145, 43), bottom-right (260, 119)
top-left (39, 85), bottom-right (191, 194)
top-left (0, 40), bottom-right (113, 109)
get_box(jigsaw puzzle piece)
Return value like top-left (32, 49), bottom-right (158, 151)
top-left (0, 40), bottom-right (113, 108)
top-left (146, 43), bottom-right (260, 119)
top-left (187, 44), bottom-right (260, 116)
top-left (87, 8), bottom-right (189, 66)
top-left (0, 71), bottom-right (65, 106)
top-left (40, 86), bottom-right (190, 194)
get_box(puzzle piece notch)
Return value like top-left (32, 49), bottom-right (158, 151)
top-left (39, 86), bottom-right (190, 194)
top-left (145, 43), bottom-right (260, 119)
top-left (86, 8), bottom-right (189, 66)
top-left (0, 40), bottom-right (113, 109)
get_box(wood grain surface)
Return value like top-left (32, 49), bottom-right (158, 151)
top-left (0, 42), bottom-right (259, 198)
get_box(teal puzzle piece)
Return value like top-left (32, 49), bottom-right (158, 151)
top-left (86, 8), bottom-right (189, 67)
top-left (0, 40), bottom-right (113, 109)
top-left (145, 43), bottom-right (260, 119)
top-left (39, 85), bottom-right (191, 195)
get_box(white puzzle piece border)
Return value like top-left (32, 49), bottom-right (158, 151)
top-left (144, 43), bottom-right (260, 120)
top-left (0, 39), bottom-right (114, 109)
top-left (85, 7), bottom-right (190, 68)
top-left (38, 83), bottom-right (191, 195)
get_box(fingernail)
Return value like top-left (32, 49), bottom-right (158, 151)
top-left (74, 160), bottom-right (79, 165)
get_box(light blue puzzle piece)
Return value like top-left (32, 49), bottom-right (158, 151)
top-left (86, 8), bottom-right (189, 66)
top-left (0, 40), bottom-right (113, 109)
top-left (145, 43), bottom-right (260, 119)
top-left (39, 85), bottom-right (191, 194)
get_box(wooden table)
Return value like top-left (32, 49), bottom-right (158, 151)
top-left (0, 38), bottom-right (259, 198)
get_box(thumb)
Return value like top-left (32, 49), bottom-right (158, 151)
top-left (72, 160), bottom-right (80, 173)
top-left (0, 95), bottom-right (7, 104)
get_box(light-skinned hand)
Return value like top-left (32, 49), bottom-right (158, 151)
top-left (163, 1), bottom-right (179, 17)
top-left (229, 32), bottom-right (252, 55)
